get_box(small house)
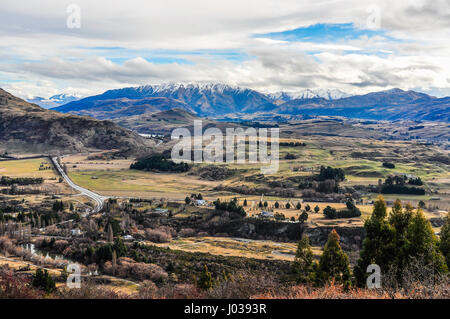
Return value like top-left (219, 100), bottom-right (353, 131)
top-left (195, 199), bottom-right (207, 206)
top-left (153, 208), bottom-right (169, 215)
top-left (260, 211), bottom-right (274, 218)
top-left (71, 228), bottom-right (82, 236)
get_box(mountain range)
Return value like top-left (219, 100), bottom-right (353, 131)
top-left (53, 83), bottom-right (450, 122)
top-left (267, 89), bottom-right (350, 101)
top-left (28, 94), bottom-right (80, 109)
top-left (0, 89), bottom-right (152, 153)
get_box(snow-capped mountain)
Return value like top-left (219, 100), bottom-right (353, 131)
top-left (53, 83), bottom-right (450, 122)
top-left (28, 94), bottom-right (80, 109)
top-left (268, 89), bottom-right (351, 101)
top-left (55, 83), bottom-right (272, 116)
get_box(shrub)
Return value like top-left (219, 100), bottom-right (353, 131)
top-left (178, 228), bottom-right (196, 237)
top-left (197, 265), bottom-right (214, 290)
top-left (57, 279), bottom-right (124, 299)
top-left (145, 228), bottom-right (172, 243)
top-left (160, 284), bottom-right (204, 299)
top-left (0, 267), bottom-right (43, 299)
top-left (138, 280), bottom-right (158, 299)
top-left (104, 257), bottom-right (168, 283)
top-left (207, 270), bottom-right (278, 299)
top-left (382, 162), bottom-right (395, 169)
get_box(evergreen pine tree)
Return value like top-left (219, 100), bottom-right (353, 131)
top-left (298, 211), bottom-right (308, 223)
top-left (354, 195), bottom-right (395, 286)
top-left (317, 229), bottom-right (351, 286)
top-left (197, 265), bottom-right (214, 290)
top-left (292, 235), bottom-right (315, 283)
top-left (113, 237), bottom-right (127, 257)
top-left (405, 209), bottom-right (448, 273)
top-left (388, 199), bottom-right (412, 279)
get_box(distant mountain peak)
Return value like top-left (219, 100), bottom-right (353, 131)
top-left (268, 88), bottom-right (351, 101)
top-left (65, 82), bottom-right (269, 116)
top-left (28, 93), bottom-right (80, 109)
top-left (384, 88), bottom-right (405, 94)
top-left (128, 82), bottom-right (249, 95)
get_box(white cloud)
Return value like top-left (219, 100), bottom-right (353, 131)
top-left (0, 0), bottom-right (449, 98)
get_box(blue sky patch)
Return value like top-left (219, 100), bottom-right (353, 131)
top-left (254, 23), bottom-right (393, 43)
top-left (78, 47), bottom-right (251, 65)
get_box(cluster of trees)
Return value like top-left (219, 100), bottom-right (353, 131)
top-left (317, 166), bottom-right (345, 182)
top-left (213, 198), bottom-right (246, 218)
top-left (381, 175), bottom-right (425, 195)
top-left (32, 269), bottom-right (56, 294)
top-left (38, 163), bottom-right (52, 171)
top-left (129, 198), bottom-right (153, 204)
top-left (293, 196), bottom-right (450, 289)
top-left (1, 209), bottom-right (61, 228)
top-left (316, 179), bottom-right (338, 193)
top-left (257, 201), bottom-right (311, 223)
top-left (323, 199), bottom-right (361, 219)
top-left (284, 153), bottom-right (298, 160)
top-left (81, 238), bottom-right (128, 265)
top-left (354, 196), bottom-right (449, 286)
top-left (408, 177), bottom-right (423, 186)
top-left (279, 142), bottom-right (306, 147)
top-left (130, 154), bottom-right (189, 173)
top-left (0, 176), bottom-right (43, 186)
top-left (304, 166), bottom-right (346, 194)
top-left (382, 162), bottom-right (395, 169)
top-left (52, 200), bottom-right (65, 212)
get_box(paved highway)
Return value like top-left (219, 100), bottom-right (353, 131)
top-left (51, 157), bottom-right (107, 214)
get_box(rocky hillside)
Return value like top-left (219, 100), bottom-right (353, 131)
top-left (55, 96), bottom-right (193, 120)
top-left (0, 89), bottom-right (153, 153)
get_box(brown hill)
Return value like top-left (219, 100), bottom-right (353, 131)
top-left (55, 96), bottom-right (193, 120)
top-left (113, 108), bottom-right (242, 135)
top-left (0, 88), bottom-right (154, 153)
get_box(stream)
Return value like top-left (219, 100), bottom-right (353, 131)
top-left (20, 243), bottom-right (74, 263)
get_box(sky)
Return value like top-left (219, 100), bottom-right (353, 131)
top-left (1, 0), bottom-right (450, 99)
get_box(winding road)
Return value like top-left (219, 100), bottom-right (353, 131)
top-left (51, 157), bottom-right (107, 214)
